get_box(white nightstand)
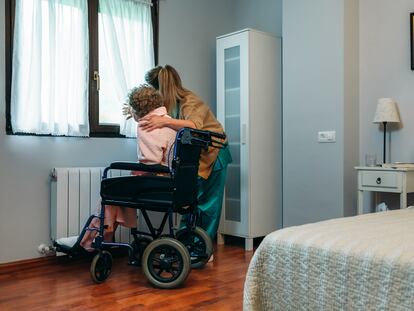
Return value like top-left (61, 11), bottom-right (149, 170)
top-left (355, 166), bottom-right (414, 214)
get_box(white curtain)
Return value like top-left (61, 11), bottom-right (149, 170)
top-left (99, 0), bottom-right (154, 137)
top-left (11, 0), bottom-right (89, 136)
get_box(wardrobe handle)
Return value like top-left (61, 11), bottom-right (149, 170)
top-left (241, 124), bottom-right (247, 145)
top-left (376, 177), bottom-right (382, 185)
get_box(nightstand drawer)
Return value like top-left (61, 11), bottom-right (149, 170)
top-left (361, 171), bottom-right (400, 189)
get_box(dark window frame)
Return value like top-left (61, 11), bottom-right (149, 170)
top-left (411, 12), bottom-right (414, 70)
top-left (5, 0), bottom-right (159, 137)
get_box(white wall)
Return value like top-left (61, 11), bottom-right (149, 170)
top-left (359, 0), bottom-right (414, 210)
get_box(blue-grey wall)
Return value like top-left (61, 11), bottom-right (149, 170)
top-left (158, 0), bottom-right (236, 114)
top-left (158, 0), bottom-right (283, 112)
top-left (233, 0), bottom-right (282, 37)
top-left (0, 0), bottom-right (139, 263)
top-left (359, 0), bottom-right (414, 211)
top-left (231, 0), bottom-right (283, 228)
top-left (0, 0), bottom-right (244, 263)
top-left (282, 0), bottom-right (359, 226)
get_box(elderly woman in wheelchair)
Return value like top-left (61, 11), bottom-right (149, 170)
top-left (54, 85), bottom-right (227, 289)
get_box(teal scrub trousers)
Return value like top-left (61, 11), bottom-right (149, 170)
top-left (181, 145), bottom-right (232, 240)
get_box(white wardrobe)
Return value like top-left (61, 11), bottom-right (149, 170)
top-left (216, 29), bottom-right (281, 251)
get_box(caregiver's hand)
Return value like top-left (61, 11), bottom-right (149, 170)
top-left (139, 115), bottom-right (170, 131)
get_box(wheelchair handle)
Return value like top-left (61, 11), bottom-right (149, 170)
top-left (209, 131), bottom-right (226, 140)
top-left (180, 127), bottom-right (226, 140)
top-left (178, 128), bottom-right (227, 150)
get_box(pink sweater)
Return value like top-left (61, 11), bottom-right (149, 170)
top-left (137, 107), bottom-right (177, 166)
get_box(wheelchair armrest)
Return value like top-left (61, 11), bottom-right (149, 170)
top-left (104, 162), bottom-right (170, 178)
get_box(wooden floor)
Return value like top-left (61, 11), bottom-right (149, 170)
top-left (0, 243), bottom-right (254, 311)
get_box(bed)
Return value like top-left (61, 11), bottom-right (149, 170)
top-left (244, 208), bottom-right (414, 310)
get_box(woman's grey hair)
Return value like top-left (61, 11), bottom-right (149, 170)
top-left (127, 84), bottom-right (163, 119)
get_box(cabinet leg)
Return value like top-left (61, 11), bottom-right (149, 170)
top-left (217, 232), bottom-right (225, 245)
top-left (245, 238), bottom-right (253, 251)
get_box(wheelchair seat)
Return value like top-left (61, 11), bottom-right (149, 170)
top-left (100, 127), bottom-right (223, 214)
top-left (101, 174), bottom-right (175, 212)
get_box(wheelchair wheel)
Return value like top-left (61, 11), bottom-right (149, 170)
top-left (130, 236), bottom-right (152, 265)
top-left (90, 250), bottom-right (112, 283)
top-left (176, 226), bottom-right (213, 268)
top-left (142, 237), bottom-right (191, 289)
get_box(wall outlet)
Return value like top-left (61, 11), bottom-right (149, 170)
top-left (318, 131), bottom-right (336, 143)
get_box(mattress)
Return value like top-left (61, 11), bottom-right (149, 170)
top-left (244, 208), bottom-right (414, 310)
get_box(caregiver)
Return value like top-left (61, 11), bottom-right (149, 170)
top-left (140, 65), bottom-right (232, 244)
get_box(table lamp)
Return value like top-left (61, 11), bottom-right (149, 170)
top-left (373, 98), bottom-right (401, 163)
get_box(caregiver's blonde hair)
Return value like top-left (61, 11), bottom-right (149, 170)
top-left (145, 65), bottom-right (191, 115)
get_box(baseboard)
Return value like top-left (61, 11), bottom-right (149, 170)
top-left (0, 255), bottom-right (63, 274)
top-left (0, 247), bottom-right (129, 274)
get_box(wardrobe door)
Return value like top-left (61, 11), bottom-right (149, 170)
top-left (217, 29), bottom-right (280, 251)
top-left (217, 31), bottom-right (249, 236)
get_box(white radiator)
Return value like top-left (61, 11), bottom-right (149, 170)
top-left (50, 167), bottom-right (135, 244)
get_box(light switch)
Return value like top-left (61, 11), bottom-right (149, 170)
top-left (318, 131), bottom-right (336, 143)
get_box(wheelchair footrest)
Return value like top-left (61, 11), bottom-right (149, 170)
top-left (53, 236), bottom-right (87, 256)
top-left (55, 236), bottom-right (79, 249)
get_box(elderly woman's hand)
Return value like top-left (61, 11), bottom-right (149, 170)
top-left (122, 104), bottom-right (133, 120)
top-left (139, 115), bottom-right (170, 131)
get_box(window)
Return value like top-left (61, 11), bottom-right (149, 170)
top-left (5, 0), bottom-right (159, 137)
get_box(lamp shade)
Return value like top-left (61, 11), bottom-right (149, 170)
top-left (372, 98), bottom-right (401, 123)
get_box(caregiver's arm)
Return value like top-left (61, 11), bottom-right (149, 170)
top-left (139, 115), bottom-right (196, 132)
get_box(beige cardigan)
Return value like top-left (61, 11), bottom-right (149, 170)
top-left (178, 92), bottom-right (225, 179)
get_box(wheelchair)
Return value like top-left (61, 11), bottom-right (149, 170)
top-left (54, 127), bottom-right (226, 289)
